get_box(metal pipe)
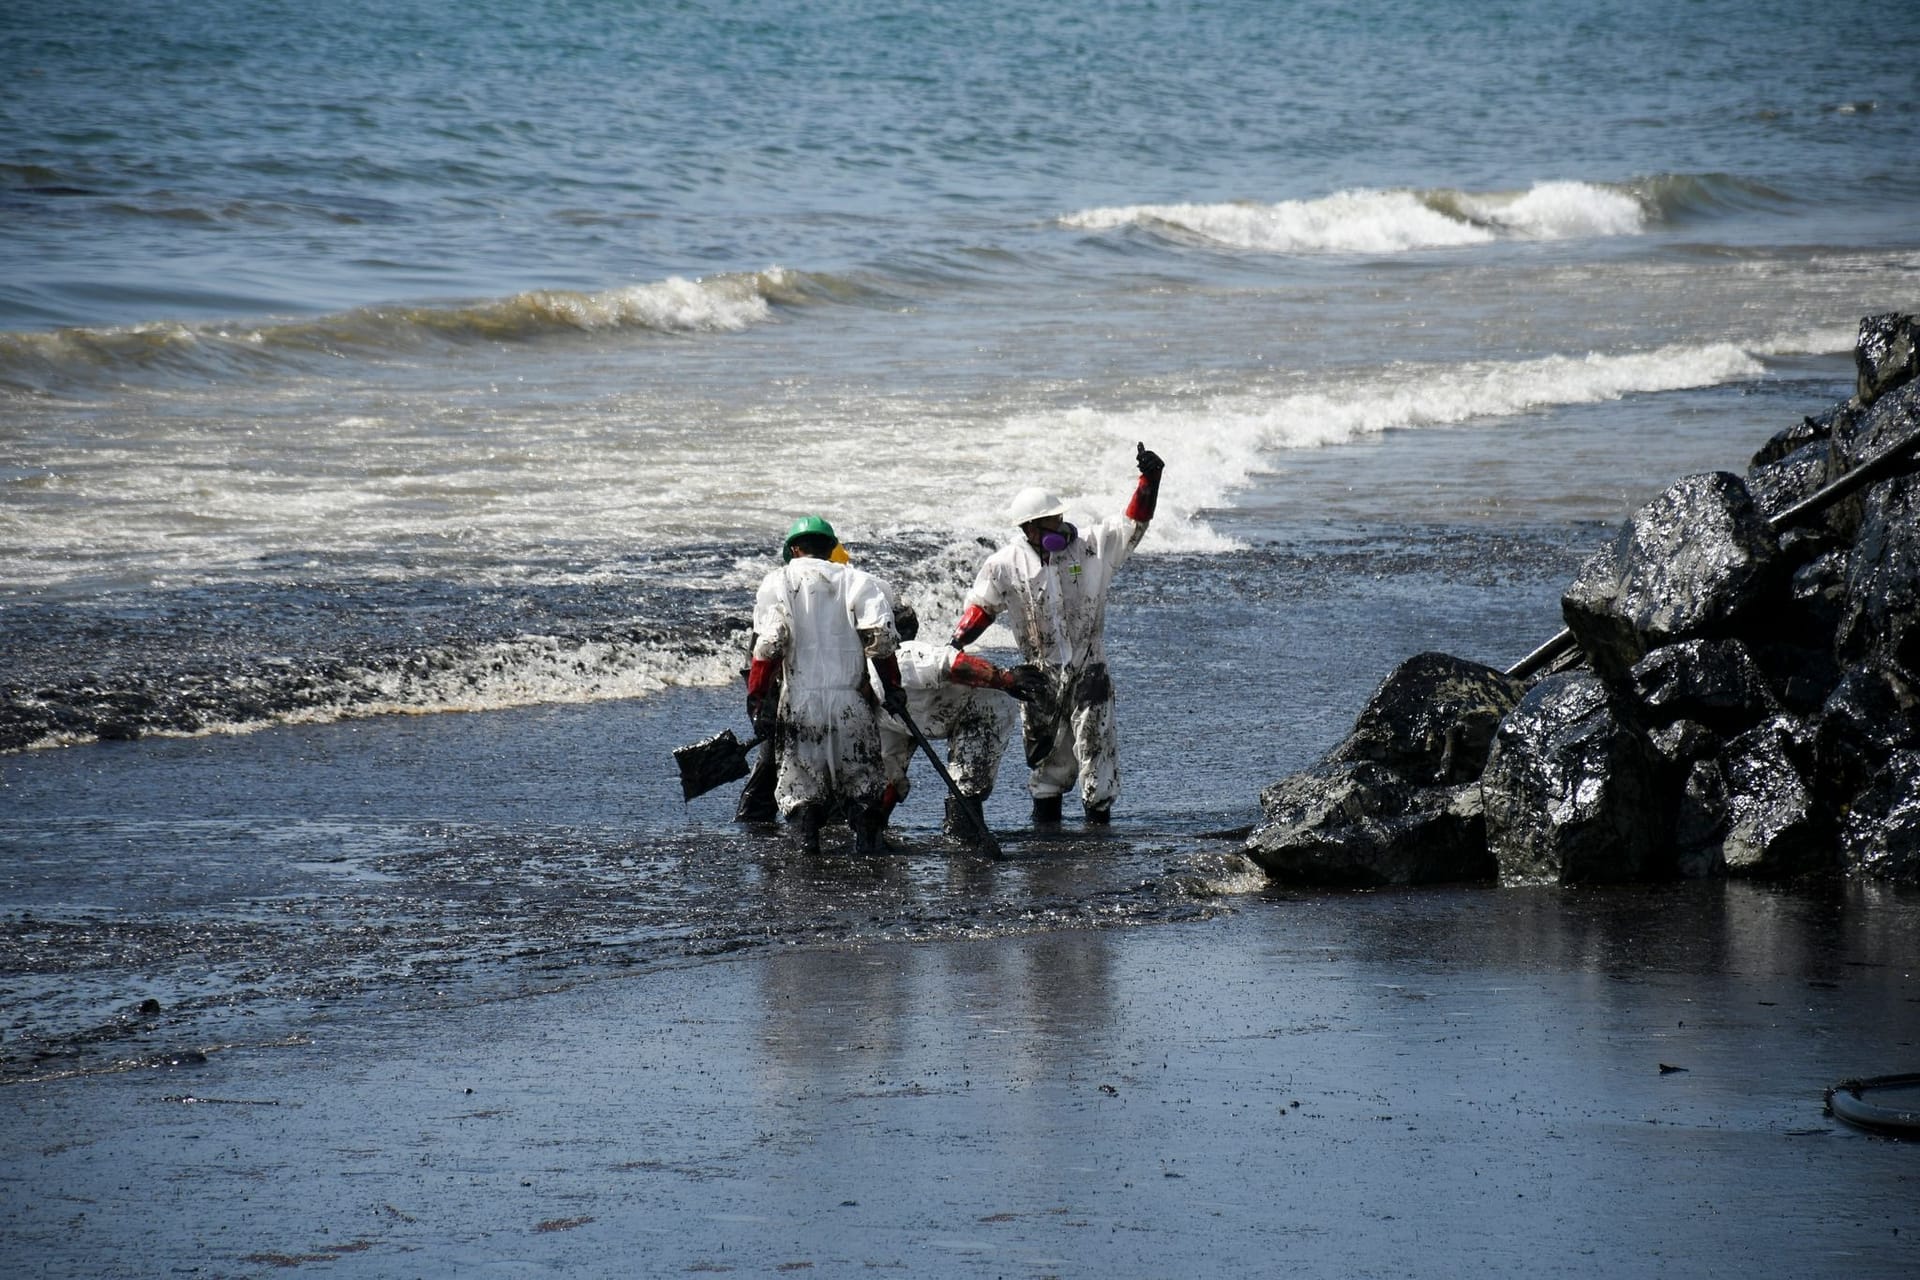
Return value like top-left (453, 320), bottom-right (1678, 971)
top-left (1502, 425), bottom-right (1920, 681)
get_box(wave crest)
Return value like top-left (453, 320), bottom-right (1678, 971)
top-left (988, 337), bottom-right (1817, 550)
top-left (1431, 180), bottom-right (1646, 239)
top-left (1060, 174), bottom-right (1784, 256)
top-left (1063, 189), bottom-right (1497, 254)
top-left (0, 269), bottom-right (804, 396)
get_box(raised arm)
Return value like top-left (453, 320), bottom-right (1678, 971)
top-left (1126, 441), bottom-right (1164, 523)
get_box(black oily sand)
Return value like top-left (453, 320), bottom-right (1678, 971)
top-left (3, 521), bottom-right (1916, 1277)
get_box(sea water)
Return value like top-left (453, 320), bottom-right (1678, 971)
top-left (2, 0), bottom-right (1918, 1077)
top-left (5, 0), bottom-right (1917, 736)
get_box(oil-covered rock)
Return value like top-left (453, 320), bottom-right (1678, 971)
top-left (1248, 761), bottom-right (1491, 888)
top-left (1324, 651), bottom-right (1525, 786)
top-left (1560, 472), bottom-right (1781, 684)
top-left (1251, 312), bottom-right (1920, 888)
top-left (1854, 312), bottom-right (1919, 406)
top-left (1481, 672), bottom-right (1661, 886)
top-left (1245, 652), bottom-right (1515, 886)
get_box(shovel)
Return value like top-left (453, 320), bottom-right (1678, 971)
top-left (893, 703), bottom-right (1004, 859)
top-left (673, 728), bottom-right (765, 802)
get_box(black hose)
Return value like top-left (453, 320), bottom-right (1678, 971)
top-left (1824, 1072), bottom-right (1920, 1137)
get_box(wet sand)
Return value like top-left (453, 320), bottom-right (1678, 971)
top-left (5, 881), bottom-right (1917, 1278)
top-left (5, 524), bottom-right (1918, 1276)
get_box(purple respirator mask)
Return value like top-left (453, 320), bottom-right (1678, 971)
top-left (1040, 525), bottom-right (1074, 553)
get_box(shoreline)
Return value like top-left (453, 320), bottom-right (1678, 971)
top-left (5, 494), bottom-right (1913, 1277)
top-left (5, 883), bottom-right (1915, 1278)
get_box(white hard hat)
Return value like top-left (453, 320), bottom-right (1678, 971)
top-left (1008, 486), bottom-right (1067, 525)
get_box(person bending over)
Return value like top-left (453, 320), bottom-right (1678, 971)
top-left (874, 603), bottom-right (1044, 840)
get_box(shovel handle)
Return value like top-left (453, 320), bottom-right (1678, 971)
top-left (894, 705), bottom-right (1004, 859)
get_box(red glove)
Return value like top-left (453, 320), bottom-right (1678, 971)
top-left (1126, 441), bottom-right (1164, 522)
top-left (948, 651), bottom-right (1014, 692)
top-left (746, 657), bottom-right (779, 731)
top-left (950, 603), bottom-right (993, 650)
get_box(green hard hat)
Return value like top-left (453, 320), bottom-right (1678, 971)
top-left (781, 514), bottom-right (839, 562)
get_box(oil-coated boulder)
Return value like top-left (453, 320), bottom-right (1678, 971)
top-left (1629, 638), bottom-right (1778, 735)
top-left (1855, 312), bottom-right (1919, 405)
top-left (1835, 378), bottom-right (1920, 470)
top-left (1748, 431), bottom-right (1835, 523)
top-left (1717, 716), bottom-right (1826, 878)
top-left (1325, 651), bottom-right (1526, 785)
top-left (1839, 749), bottom-right (1920, 882)
top-left (1836, 472), bottom-right (1920, 668)
top-left (1673, 756), bottom-right (1728, 879)
top-left (1246, 761), bottom-right (1492, 887)
top-left (1647, 716), bottom-right (1719, 770)
top-left (1751, 641), bottom-right (1844, 718)
top-left (1750, 409), bottom-right (1836, 472)
top-left (1482, 672), bottom-right (1662, 885)
top-left (1561, 473), bottom-right (1781, 684)
top-left (1788, 549), bottom-right (1850, 642)
top-left (1813, 658), bottom-right (1920, 806)
top-left (1646, 718), bottom-right (1724, 877)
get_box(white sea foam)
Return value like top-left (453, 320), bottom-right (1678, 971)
top-left (342, 634), bottom-right (745, 710)
top-left (975, 339), bottom-right (1791, 551)
top-left (749, 334), bottom-right (1820, 563)
top-left (1450, 181), bottom-right (1648, 239)
top-left (495, 272), bottom-right (781, 334)
top-left (0, 332), bottom-right (1834, 594)
top-left (15, 634), bottom-right (746, 753)
top-left (1062, 181), bottom-right (1651, 255)
top-left (1063, 191), bottom-right (1495, 254)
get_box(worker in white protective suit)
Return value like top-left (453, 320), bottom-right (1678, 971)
top-left (747, 515), bottom-right (905, 855)
top-left (874, 603), bottom-right (1046, 839)
top-left (949, 443), bottom-right (1164, 825)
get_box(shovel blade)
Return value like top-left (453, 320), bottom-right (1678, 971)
top-left (674, 729), bottom-right (755, 801)
top-left (960, 804), bottom-right (1003, 859)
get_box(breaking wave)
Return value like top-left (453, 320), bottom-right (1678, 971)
top-left (2, 625), bottom-right (746, 754)
top-left (0, 268), bottom-right (821, 396)
top-left (1060, 174), bottom-right (1789, 256)
top-left (1001, 334), bottom-right (1825, 550)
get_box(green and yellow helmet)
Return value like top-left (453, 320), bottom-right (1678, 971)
top-left (781, 514), bottom-right (848, 563)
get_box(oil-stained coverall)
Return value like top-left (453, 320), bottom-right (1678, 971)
top-left (877, 639), bottom-right (1024, 812)
top-left (950, 444), bottom-right (1163, 818)
top-left (749, 556), bottom-right (899, 834)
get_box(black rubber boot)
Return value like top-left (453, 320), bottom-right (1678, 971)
top-left (1084, 803), bottom-right (1111, 825)
top-left (791, 804), bottom-right (825, 855)
top-left (734, 750), bottom-right (778, 823)
top-left (851, 802), bottom-right (886, 857)
top-left (1031, 794), bottom-right (1063, 825)
top-left (944, 789), bottom-right (990, 838)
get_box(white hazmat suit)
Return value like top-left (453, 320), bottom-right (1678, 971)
top-left (750, 557), bottom-right (898, 818)
top-left (953, 447), bottom-right (1163, 817)
top-left (877, 639), bottom-right (1020, 806)
top-left (961, 512), bottom-right (1145, 808)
